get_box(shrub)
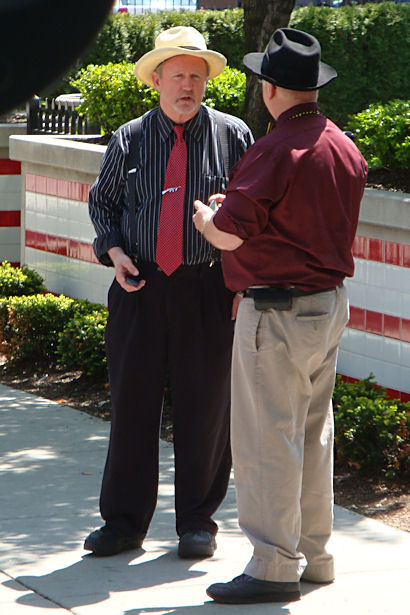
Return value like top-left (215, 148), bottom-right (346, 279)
top-left (56, 9), bottom-right (245, 96)
top-left (333, 375), bottom-right (410, 478)
top-left (73, 62), bottom-right (246, 135)
top-left (0, 261), bottom-right (44, 297)
top-left (56, 308), bottom-right (108, 377)
top-left (0, 294), bottom-right (77, 363)
top-left (290, 3), bottom-right (410, 127)
top-left (84, 10), bottom-right (245, 70)
top-left (72, 62), bottom-right (159, 135)
top-left (204, 67), bottom-right (246, 117)
top-left (347, 99), bottom-right (410, 170)
top-left (0, 291), bottom-right (109, 378)
top-left (64, 4), bottom-right (409, 130)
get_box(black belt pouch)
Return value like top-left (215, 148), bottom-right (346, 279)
top-left (252, 288), bottom-right (293, 311)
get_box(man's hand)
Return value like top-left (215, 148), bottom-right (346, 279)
top-left (193, 200), bottom-right (243, 251)
top-left (107, 247), bottom-right (146, 292)
top-left (231, 292), bottom-right (243, 320)
top-left (208, 193), bottom-right (226, 210)
top-left (193, 199), bottom-right (214, 233)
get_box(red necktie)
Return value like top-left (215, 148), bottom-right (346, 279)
top-left (155, 124), bottom-right (187, 276)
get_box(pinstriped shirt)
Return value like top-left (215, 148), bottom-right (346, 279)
top-left (89, 105), bottom-right (253, 267)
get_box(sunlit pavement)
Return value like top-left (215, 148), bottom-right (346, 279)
top-left (1, 383), bottom-right (409, 614)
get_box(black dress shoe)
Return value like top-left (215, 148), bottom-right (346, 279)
top-left (84, 525), bottom-right (143, 556)
top-left (206, 574), bottom-right (301, 604)
top-left (178, 530), bottom-right (216, 559)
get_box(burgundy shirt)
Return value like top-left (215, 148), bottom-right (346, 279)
top-left (213, 102), bottom-right (368, 292)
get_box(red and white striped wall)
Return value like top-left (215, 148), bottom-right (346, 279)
top-left (0, 158), bottom-right (21, 266)
top-left (24, 173), bottom-right (114, 305)
top-left (7, 133), bottom-right (410, 401)
top-left (20, 173), bottom-right (410, 401)
top-left (339, 236), bottom-right (410, 401)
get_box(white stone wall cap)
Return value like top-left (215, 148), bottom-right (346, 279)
top-left (9, 134), bottom-right (106, 175)
top-left (362, 187), bottom-right (410, 232)
top-left (0, 123), bottom-right (27, 147)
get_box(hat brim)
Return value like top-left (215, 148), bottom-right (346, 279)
top-left (243, 51), bottom-right (337, 91)
top-left (134, 47), bottom-right (226, 87)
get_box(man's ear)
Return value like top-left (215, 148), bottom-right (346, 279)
top-left (266, 82), bottom-right (276, 100)
top-left (152, 71), bottom-right (160, 92)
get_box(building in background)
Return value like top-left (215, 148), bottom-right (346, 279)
top-left (197, 1), bottom-right (242, 8)
top-left (112, 1), bottom-right (196, 13)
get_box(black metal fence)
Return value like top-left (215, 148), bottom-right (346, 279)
top-left (27, 96), bottom-right (100, 135)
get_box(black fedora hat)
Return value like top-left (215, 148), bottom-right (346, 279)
top-left (243, 28), bottom-right (337, 91)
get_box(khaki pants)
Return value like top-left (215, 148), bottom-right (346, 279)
top-left (231, 285), bottom-right (348, 582)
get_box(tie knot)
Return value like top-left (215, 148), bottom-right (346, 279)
top-left (174, 125), bottom-right (184, 140)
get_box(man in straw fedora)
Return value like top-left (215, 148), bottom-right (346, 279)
top-left (85, 26), bottom-right (253, 559)
top-left (194, 28), bottom-right (367, 603)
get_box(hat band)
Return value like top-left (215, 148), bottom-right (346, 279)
top-left (178, 45), bottom-right (202, 50)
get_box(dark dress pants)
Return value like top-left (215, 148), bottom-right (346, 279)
top-left (100, 262), bottom-right (233, 539)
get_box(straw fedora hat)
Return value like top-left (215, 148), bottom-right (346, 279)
top-left (134, 26), bottom-right (226, 88)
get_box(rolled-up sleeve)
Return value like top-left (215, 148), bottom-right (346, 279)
top-left (213, 146), bottom-right (278, 240)
top-left (88, 130), bottom-right (128, 266)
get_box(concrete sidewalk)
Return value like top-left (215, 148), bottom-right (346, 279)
top-left (0, 383), bottom-right (409, 615)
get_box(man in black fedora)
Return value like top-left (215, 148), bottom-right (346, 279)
top-left (193, 28), bottom-right (367, 603)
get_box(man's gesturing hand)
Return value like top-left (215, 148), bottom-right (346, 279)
top-left (108, 247), bottom-right (146, 292)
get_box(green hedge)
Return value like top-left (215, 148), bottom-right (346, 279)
top-left (72, 62), bottom-right (160, 135)
top-left (0, 293), bottom-right (77, 363)
top-left (56, 309), bottom-right (108, 377)
top-left (289, 3), bottom-right (410, 127)
top-left (72, 64), bottom-right (245, 134)
top-left (0, 292), bottom-right (107, 369)
top-left (333, 375), bottom-right (410, 479)
top-left (57, 8), bottom-right (244, 94)
top-left (84, 9), bottom-right (245, 70)
top-left (64, 4), bottom-right (410, 130)
top-left (0, 261), bottom-right (44, 297)
top-left (347, 99), bottom-right (410, 170)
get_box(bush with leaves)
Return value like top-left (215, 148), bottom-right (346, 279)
top-left (73, 63), bottom-right (246, 135)
top-left (0, 294), bottom-right (103, 365)
top-left (0, 261), bottom-right (44, 297)
top-left (347, 99), bottom-right (410, 170)
top-left (86, 10), bottom-right (244, 68)
top-left (64, 4), bottom-right (410, 131)
top-left (204, 67), bottom-right (246, 117)
top-left (0, 294), bottom-right (77, 363)
top-left (333, 375), bottom-right (410, 478)
top-left (56, 307), bottom-right (108, 377)
top-left (290, 3), bottom-right (409, 127)
top-left (72, 62), bottom-right (159, 135)
top-left (56, 9), bottom-right (244, 96)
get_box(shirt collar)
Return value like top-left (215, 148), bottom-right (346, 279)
top-left (157, 105), bottom-right (206, 142)
top-left (276, 102), bottom-right (321, 127)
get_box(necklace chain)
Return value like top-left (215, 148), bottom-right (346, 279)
top-left (287, 109), bottom-right (322, 121)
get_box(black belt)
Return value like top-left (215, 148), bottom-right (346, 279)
top-left (243, 284), bottom-right (343, 311)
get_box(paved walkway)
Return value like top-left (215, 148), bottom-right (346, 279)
top-left (0, 383), bottom-right (409, 614)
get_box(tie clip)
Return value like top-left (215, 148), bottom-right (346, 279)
top-left (162, 186), bottom-right (181, 195)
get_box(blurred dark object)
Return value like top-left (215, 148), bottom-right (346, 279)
top-left (343, 130), bottom-right (356, 142)
top-left (0, 0), bottom-right (113, 114)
